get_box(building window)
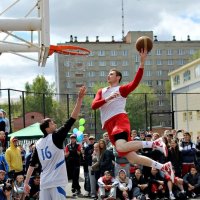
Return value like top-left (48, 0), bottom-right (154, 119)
top-left (122, 71), bottom-right (129, 77)
top-left (177, 59), bottom-right (185, 66)
top-left (88, 51), bottom-right (95, 56)
top-left (122, 50), bottom-right (128, 56)
top-left (88, 82), bottom-right (95, 87)
top-left (98, 50), bottom-right (105, 56)
top-left (122, 61), bottom-right (128, 66)
top-left (88, 71), bottom-right (95, 77)
top-left (183, 112), bottom-right (187, 121)
top-left (110, 50), bottom-right (117, 56)
top-left (178, 49), bottom-right (185, 55)
top-left (195, 64), bottom-right (200, 77)
top-left (197, 111), bottom-right (200, 120)
top-left (144, 80), bottom-right (152, 87)
top-left (167, 49), bottom-right (173, 55)
top-left (156, 80), bottom-right (164, 86)
top-left (156, 49), bottom-right (162, 55)
top-left (145, 70), bottom-right (152, 77)
top-left (64, 60), bottom-right (71, 67)
top-left (157, 89), bottom-right (165, 96)
top-left (189, 49), bottom-right (195, 55)
top-left (189, 112), bottom-right (193, 121)
top-left (156, 70), bottom-right (163, 77)
top-left (158, 100), bottom-right (164, 106)
top-left (100, 71), bottom-right (106, 77)
top-left (99, 61), bottom-right (106, 67)
top-left (135, 55), bottom-right (140, 63)
top-left (146, 60), bottom-right (152, 65)
top-left (183, 70), bottom-right (191, 82)
top-left (156, 60), bottom-right (162, 65)
top-left (66, 71), bottom-right (70, 77)
top-left (110, 61), bottom-right (117, 66)
top-left (167, 60), bottom-right (173, 65)
top-left (88, 61), bottom-right (94, 67)
top-left (173, 75), bottom-right (180, 85)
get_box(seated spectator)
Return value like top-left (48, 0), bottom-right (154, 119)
top-left (29, 173), bottom-right (40, 200)
top-left (183, 166), bottom-right (200, 198)
top-left (98, 170), bottom-right (118, 200)
top-left (116, 169), bottom-right (132, 200)
top-left (132, 168), bottom-right (150, 200)
top-left (13, 174), bottom-right (26, 200)
top-left (147, 168), bottom-right (167, 200)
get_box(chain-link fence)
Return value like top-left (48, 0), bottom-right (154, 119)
top-left (1, 89), bottom-right (200, 140)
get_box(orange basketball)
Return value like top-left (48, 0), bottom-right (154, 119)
top-left (135, 36), bottom-right (153, 53)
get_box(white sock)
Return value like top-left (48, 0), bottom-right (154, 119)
top-left (142, 141), bottom-right (153, 148)
top-left (151, 161), bottom-right (163, 170)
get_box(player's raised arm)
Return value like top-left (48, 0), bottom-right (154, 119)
top-left (71, 86), bottom-right (86, 119)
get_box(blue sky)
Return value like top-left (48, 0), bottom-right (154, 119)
top-left (0, 0), bottom-right (200, 94)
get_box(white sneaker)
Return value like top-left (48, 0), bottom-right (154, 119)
top-left (152, 137), bottom-right (168, 157)
top-left (169, 193), bottom-right (176, 200)
top-left (161, 161), bottom-right (175, 183)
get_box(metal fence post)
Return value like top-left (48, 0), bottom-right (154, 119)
top-left (7, 89), bottom-right (12, 133)
top-left (22, 91), bottom-right (25, 128)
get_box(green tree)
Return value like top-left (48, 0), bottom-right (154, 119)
top-left (126, 84), bottom-right (156, 130)
top-left (24, 75), bottom-right (55, 116)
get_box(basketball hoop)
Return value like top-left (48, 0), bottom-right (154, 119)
top-left (48, 45), bottom-right (91, 56)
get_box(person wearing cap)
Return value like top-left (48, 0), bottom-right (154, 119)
top-left (5, 136), bottom-right (23, 178)
top-left (84, 135), bottom-right (96, 198)
top-left (24, 86), bottom-right (86, 200)
top-left (116, 168), bottom-right (132, 200)
top-left (65, 133), bottom-right (82, 196)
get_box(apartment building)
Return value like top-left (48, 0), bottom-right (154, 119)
top-left (55, 31), bottom-right (200, 133)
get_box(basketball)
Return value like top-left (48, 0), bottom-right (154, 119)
top-left (135, 36), bottom-right (153, 53)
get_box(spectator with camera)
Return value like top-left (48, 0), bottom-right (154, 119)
top-left (0, 170), bottom-right (12, 200)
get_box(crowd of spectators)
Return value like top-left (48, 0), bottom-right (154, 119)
top-left (65, 131), bottom-right (200, 200)
top-left (0, 107), bottom-right (200, 200)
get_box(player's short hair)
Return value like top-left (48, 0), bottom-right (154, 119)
top-left (40, 118), bottom-right (52, 136)
top-left (110, 68), bottom-right (122, 83)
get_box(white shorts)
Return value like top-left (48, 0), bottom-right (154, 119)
top-left (39, 186), bottom-right (67, 200)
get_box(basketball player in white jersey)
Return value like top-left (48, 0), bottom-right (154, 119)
top-left (24, 86), bottom-right (86, 200)
top-left (91, 49), bottom-right (174, 182)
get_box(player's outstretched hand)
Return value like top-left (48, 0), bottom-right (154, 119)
top-left (78, 86), bottom-right (86, 99)
top-left (139, 48), bottom-right (148, 67)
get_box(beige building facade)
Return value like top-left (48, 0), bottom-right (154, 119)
top-left (169, 58), bottom-right (200, 141)
top-left (55, 31), bottom-right (200, 132)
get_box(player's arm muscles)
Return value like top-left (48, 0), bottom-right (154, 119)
top-left (91, 89), bottom-right (106, 110)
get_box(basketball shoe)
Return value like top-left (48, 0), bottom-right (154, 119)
top-left (161, 161), bottom-right (175, 183)
top-left (152, 137), bottom-right (168, 157)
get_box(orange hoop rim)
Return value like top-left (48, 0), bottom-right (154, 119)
top-left (48, 45), bottom-right (91, 56)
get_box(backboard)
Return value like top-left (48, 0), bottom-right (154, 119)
top-left (0, 0), bottom-right (50, 67)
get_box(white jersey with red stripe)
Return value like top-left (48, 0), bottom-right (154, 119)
top-left (36, 134), bottom-right (68, 189)
top-left (100, 86), bottom-right (126, 127)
